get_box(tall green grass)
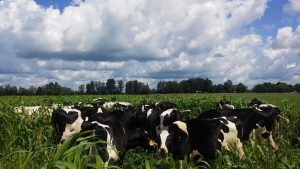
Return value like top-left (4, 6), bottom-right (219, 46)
top-left (0, 94), bottom-right (299, 168)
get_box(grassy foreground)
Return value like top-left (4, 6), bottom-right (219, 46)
top-left (0, 93), bottom-right (299, 169)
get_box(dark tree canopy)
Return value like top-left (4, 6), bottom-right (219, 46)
top-left (0, 78), bottom-right (298, 95)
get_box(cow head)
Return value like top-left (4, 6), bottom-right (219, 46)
top-left (157, 121), bottom-right (190, 160)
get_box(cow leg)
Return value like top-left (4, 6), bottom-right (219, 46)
top-left (177, 160), bottom-right (183, 169)
top-left (268, 133), bottom-right (278, 150)
top-left (236, 140), bottom-right (244, 159)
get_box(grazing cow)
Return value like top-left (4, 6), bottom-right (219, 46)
top-left (196, 107), bottom-right (279, 150)
top-left (136, 105), bottom-right (182, 141)
top-left (52, 108), bottom-right (86, 142)
top-left (157, 117), bottom-right (244, 169)
top-left (82, 120), bottom-right (128, 165)
top-left (216, 100), bottom-right (235, 109)
top-left (81, 119), bottom-right (156, 165)
top-left (52, 103), bottom-right (139, 142)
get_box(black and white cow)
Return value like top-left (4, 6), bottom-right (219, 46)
top-left (52, 106), bottom-right (155, 165)
top-left (157, 117), bottom-right (244, 168)
top-left (196, 107), bottom-right (279, 150)
top-left (137, 104), bottom-right (182, 141)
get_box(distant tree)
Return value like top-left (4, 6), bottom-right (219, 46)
top-left (215, 84), bottom-right (224, 93)
top-left (117, 80), bottom-right (124, 94)
top-left (223, 80), bottom-right (233, 92)
top-left (295, 83), bottom-right (300, 92)
top-left (78, 84), bottom-right (85, 94)
top-left (106, 79), bottom-right (117, 94)
top-left (95, 81), bottom-right (106, 94)
top-left (236, 83), bottom-right (247, 93)
top-left (126, 80), bottom-right (150, 94)
top-left (275, 82), bottom-right (289, 93)
top-left (86, 81), bottom-right (96, 94)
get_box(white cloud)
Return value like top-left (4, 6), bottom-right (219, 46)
top-left (283, 0), bottom-right (300, 14)
top-left (250, 26), bottom-right (300, 84)
top-left (2, 0), bottom-right (298, 90)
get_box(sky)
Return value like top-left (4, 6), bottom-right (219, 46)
top-left (0, 0), bottom-right (299, 90)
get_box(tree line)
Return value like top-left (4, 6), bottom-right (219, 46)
top-left (0, 78), bottom-right (299, 95)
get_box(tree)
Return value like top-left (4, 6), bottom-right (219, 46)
top-left (95, 81), bottom-right (106, 94)
top-left (236, 83), bottom-right (247, 93)
top-left (86, 81), bottom-right (96, 94)
top-left (126, 80), bottom-right (150, 94)
top-left (223, 80), bottom-right (233, 92)
top-left (295, 83), bottom-right (300, 92)
top-left (106, 79), bottom-right (117, 94)
top-left (78, 84), bottom-right (85, 94)
top-left (117, 80), bottom-right (124, 94)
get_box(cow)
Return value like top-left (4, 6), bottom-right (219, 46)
top-left (136, 104), bottom-right (182, 142)
top-left (248, 98), bottom-right (289, 138)
top-left (92, 97), bottom-right (132, 111)
top-left (52, 105), bottom-right (156, 166)
top-left (52, 108), bottom-right (85, 142)
top-left (157, 117), bottom-right (244, 169)
top-left (196, 107), bottom-right (279, 150)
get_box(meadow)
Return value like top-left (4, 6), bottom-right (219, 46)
top-left (0, 93), bottom-right (299, 169)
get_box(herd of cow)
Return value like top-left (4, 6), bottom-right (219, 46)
top-left (14, 98), bottom-right (287, 168)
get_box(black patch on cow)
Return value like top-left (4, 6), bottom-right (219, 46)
top-left (219, 132), bottom-right (224, 142)
top-left (94, 125), bottom-right (109, 163)
top-left (261, 132), bottom-right (270, 139)
top-left (221, 124), bottom-right (229, 133)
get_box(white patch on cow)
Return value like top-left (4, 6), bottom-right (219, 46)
top-left (255, 107), bottom-right (263, 111)
top-left (219, 117), bottom-right (244, 159)
top-left (159, 129), bottom-right (170, 154)
top-left (61, 109), bottom-right (84, 141)
top-left (103, 101), bottom-right (116, 109)
top-left (155, 102), bottom-right (160, 106)
top-left (156, 109), bottom-right (175, 134)
top-left (173, 121), bottom-right (188, 136)
top-left (118, 102), bottom-right (131, 106)
top-left (189, 149), bottom-right (201, 160)
top-left (259, 104), bottom-right (276, 108)
top-left (85, 117), bottom-right (89, 121)
top-left (224, 104), bottom-right (235, 109)
top-left (146, 109), bottom-right (153, 118)
top-left (97, 108), bottom-right (103, 113)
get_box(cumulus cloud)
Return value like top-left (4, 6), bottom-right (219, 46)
top-left (283, 0), bottom-right (300, 14)
top-left (250, 26), bottom-right (300, 84)
top-left (1, 0), bottom-right (298, 89)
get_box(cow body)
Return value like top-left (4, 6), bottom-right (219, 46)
top-left (157, 117), bottom-right (244, 169)
top-left (196, 108), bottom-right (279, 149)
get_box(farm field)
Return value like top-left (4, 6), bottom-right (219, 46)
top-left (0, 93), bottom-right (299, 169)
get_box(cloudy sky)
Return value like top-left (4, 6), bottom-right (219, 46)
top-left (0, 0), bottom-right (299, 89)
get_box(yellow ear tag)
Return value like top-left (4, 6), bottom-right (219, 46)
top-left (149, 139), bottom-right (157, 147)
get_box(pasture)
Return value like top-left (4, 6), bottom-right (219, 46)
top-left (0, 93), bottom-right (299, 169)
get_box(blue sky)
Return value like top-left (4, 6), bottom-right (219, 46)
top-left (0, 0), bottom-right (299, 89)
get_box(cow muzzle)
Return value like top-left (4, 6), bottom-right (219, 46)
top-left (157, 147), bottom-right (168, 157)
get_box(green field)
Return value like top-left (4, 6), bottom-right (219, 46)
top-left (0, 93), bottom-right (299, 169)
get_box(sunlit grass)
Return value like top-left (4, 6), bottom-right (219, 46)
top-left (0, 94), bottom-right (299, 168)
